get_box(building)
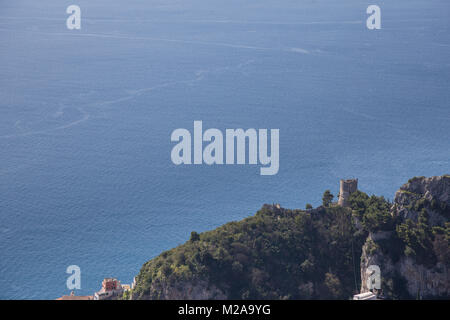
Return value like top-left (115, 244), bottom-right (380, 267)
top-left (353, 291), bottom-right (377, 300)
top-left (94, 278), bottom-right (124, 300)
top-left (338, 179), bottom-right (358, 207)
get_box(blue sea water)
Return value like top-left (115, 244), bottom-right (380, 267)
top-left (0, 0), bottom-right (449, 299)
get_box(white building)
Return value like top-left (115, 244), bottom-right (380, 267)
top-left (353, 291), bottom-right (377, 300)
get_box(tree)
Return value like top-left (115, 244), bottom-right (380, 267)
top-left (323, 272), bottom-right (342, 299)
top-left (122, 290), bottom-right (131, 300)
top-left (396, 209), bottom-right (437, 266)
top-left (190, 231), bottom-right (200, 242)
top-left (322, 190), bottom-right (334, 207)
top-left (305, 203), bottom-right (313, 210)
top-left (347, 190), bottom-right (369, 218)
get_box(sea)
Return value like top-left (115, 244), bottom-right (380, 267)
top-left (0, 0), bottom-right (449, 299)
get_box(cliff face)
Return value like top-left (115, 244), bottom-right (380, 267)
top-left (360, 175), bottom-right (449, 299)
top-left (394, 175), bottom-right (449, 225)
top-left (141, 279), bottom-right (227, 300)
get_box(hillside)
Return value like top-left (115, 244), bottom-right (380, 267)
top-left (359, 175), bottom-right (449, 299)
top-left (131, 175), bottom-right (449, 300)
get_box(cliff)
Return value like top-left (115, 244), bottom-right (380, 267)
top-left (131, 175), bottom-right (449, 300)
top-left (360, 175), bottom-right (449, 299)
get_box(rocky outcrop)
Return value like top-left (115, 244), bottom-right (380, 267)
top-left (134, 279), bottom-right (227, 300)
top-left (360, 234), bottom-right (395, 293)
top-left (130, 175), bottom-right (448, 300)
top-left (360, 175), bottom-right (449, 299)
top-left (393, 175), bottom-right (449, 225)
top-left (398, 257), bottom-right (448, 297)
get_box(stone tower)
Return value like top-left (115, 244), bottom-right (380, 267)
top-left (338, 179), bottom-right (358, 207)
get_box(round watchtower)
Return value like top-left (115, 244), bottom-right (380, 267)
top-left (338, 179), bottom-right (358, 207)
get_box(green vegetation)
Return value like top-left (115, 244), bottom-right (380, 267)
top-left (347, 191), bottom-right (394, 232)
top-left (121, 290), bottom-right (131, 300)
top-left (322, 190), bottom-right (334, 207)
top-left (131, 179), bottom-right (449, 300)
top-left (190, 231), bottom-right (200, 242)
top-left (347, 188), bottom-right (449, 299)
top-left (407, 176), bottom-right (426, 184)
top-left (133, 204), bottom-right (366, 300)
top-left (397, 210), bottom-right (450, 268)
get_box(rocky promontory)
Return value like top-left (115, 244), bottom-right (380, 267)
top-left (360, 175), bottom-right (449, 298)
top-left (130, 175), bottom-right (449, 300)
